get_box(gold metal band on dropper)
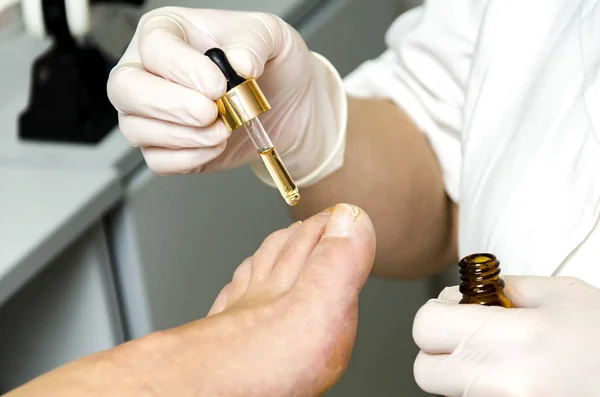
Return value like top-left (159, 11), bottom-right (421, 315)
top-left (216, 79), bottom-right (271, 131)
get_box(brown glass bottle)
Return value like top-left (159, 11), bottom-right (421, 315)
top-left (458, 253), bottom-right (513, 308)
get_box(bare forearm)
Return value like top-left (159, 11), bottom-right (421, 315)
top-left (291, 96), bottom-right (458, 279)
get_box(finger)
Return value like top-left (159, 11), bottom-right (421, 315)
top-left (413, 350), bottom-right (469, 397)
top-left (164, 8), bottom-right (297, 81)
top-left (225, 258), bottom-right (252, 309)
top-left (296, 204), bottom-right (376, 300)
top-left (502, 275), bottom-right (592, 308)
top-left (137, 12), bottom-right (226, 99)
top-left (221, 13), bottom-right (288, 79)
top-left (219, 13), bottom-right (312, 93)
top-left (118, 113), bottom-right (230, 149)
top-left (107, 63), bottom-right (218, 127)
top-left (141, 143), bottom-right (226, 174)
top-left (437, 285), bottom-right (462, 302)
top-left (247, 225), bottom-right (300, 287)
top-left (269, 209), bottom-right (332, 289)
top-left (207, 282), bottom-right (232, 317)
top-left (412, 299), bottom-right (508, 354)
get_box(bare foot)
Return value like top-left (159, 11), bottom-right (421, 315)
top-left (5, 203), bottom-right (376, 397)
top-left (150, 203), bottom-right (376, 396)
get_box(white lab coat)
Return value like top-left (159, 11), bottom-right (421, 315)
top-left (344, 0), bottom-right (600, 287)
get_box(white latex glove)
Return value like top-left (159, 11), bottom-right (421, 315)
top-left (413, 275), bottom-right (600, 397)
top-left (107, 7), bottom-right (347, 187)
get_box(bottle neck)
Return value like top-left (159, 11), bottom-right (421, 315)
top-left (459, 253), bottom-right (504, 297)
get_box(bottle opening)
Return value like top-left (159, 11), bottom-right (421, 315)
top-left (457, 253), bottom-right (513, 308)
top-left (462, 253), bottom-right (496, 265)
top-left (472, 255), bottom-right (491, 263)
top-left (458, 253), bottom-right (502, 296)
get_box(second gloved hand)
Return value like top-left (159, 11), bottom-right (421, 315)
top-left (413, 276), bottom-right (600, 397)
top-left (107, 7), bottom-right (347, 187)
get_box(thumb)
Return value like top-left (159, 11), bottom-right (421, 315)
top-left (218, 13), bottom-right (311, 91)
top-left (502, 275), bottom-right (588, 308)
top-left (218, 13), bottom-right (292, 79)
top-left (174, 9), bottom-right (311, 91)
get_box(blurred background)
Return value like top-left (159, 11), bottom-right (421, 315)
top-left (0, 0), bottom-right (457, 395)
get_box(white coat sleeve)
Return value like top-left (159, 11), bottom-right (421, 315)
top-left (343, 0), bottom-right (489, 203)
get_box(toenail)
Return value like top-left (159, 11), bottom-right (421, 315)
top-left (319, 206), bottom-right (335, 215)
top-left (289, 220), bottom-right (302, 228)
top-left (323, 203), bottom-right (360, 237)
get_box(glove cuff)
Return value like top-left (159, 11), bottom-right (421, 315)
top-left (249, 51), bottom-right (347, 189)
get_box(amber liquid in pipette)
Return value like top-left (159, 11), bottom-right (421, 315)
top-left (259, 147), bottom-right (301, 206)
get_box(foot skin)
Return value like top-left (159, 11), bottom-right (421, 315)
top-left (147, 203), bottom-right (376, 397)
top-left (4, 204), bottom-right (376, 397)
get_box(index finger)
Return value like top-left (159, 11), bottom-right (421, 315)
top-left (107, 63), bottom-right (219, 127)
top-left (136, 10), bottom-right (227, 100)
top-left (107, 8), bottom-right (224, 126)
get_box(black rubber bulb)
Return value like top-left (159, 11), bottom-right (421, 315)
top-left (204, 48), bottom-right (246, 91)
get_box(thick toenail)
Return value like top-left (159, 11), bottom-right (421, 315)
top-left (320, 206), bottom-right (335, 215)
top-left (323, 204), bottom-right (359, 237)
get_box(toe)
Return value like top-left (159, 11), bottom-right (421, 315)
top-left (268, 210), bottom-right (332, 290)
top-left (224, 257), bottom-right (252, 309)
top-left (295, 203), bottom-right (376, 301)
top-left (247, 224), bottom-right (300, 287)
top-left (207, 282), bottom-right (232, 316)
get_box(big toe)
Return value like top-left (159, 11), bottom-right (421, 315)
top-left (295, 203), bottom-right (376, 302)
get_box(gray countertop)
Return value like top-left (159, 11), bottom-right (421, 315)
top-left (0, 0), bottom-right (317, 175)
top-left (0, 165), bottom-right (121, 305)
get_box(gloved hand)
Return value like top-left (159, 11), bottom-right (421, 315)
top-left (412, 275), bottom-right (600, 397)
top-left (107, 7), bottom-right (347, 187)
